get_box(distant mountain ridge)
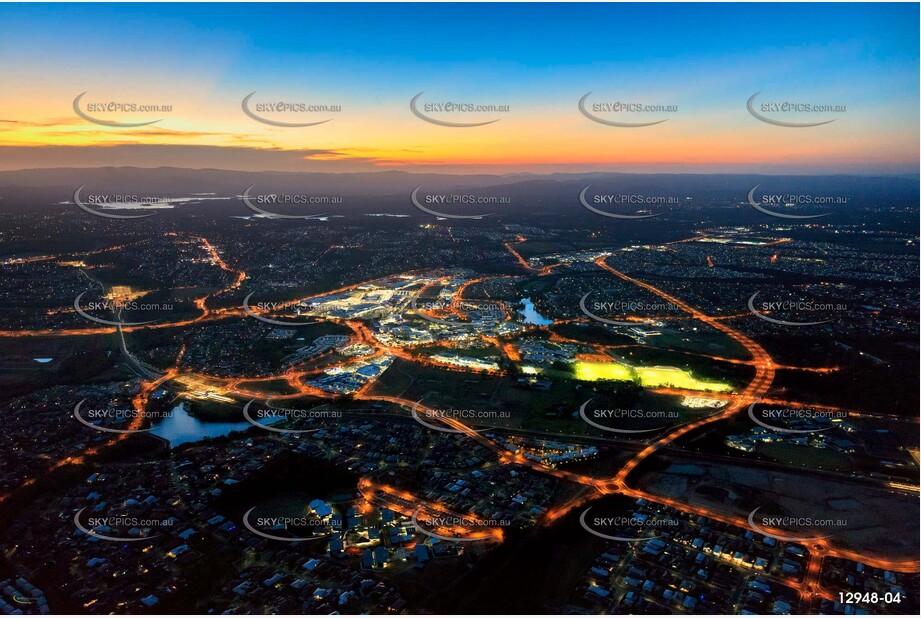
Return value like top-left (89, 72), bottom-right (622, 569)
top-left (0, 167), bottom-right (919, 222)
top-left (0, 167), bottom-right (916, 212)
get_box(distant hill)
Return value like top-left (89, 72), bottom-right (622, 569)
top-left (0, 167), bottom-right (916, 215)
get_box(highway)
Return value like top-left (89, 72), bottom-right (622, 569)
top-left (1, 234), bottom-right (916, 607)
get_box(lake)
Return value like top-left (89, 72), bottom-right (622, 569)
top-left (519, 297), bottom-right (553, 325)
top-left (150, 402), bottom-right (281, 447)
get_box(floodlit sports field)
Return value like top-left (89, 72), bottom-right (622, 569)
top-left (635, 365), bottom-right (732, 393)
top-left (572, 361), bottom-right (634, 382)
top-left (572, 361), bottom-right (732, 393)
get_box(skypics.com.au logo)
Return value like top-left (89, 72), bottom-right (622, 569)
top-left (746, 185), bottom-right (846, 219)
top-left (410, 92), bottom-right (509, 127)
top-left (748, 402), bottom-right (847, 434)
top-left (579, 186), bottom-right (673, 219)
top-left (410, 186), bottom-right (510, 219)
top-left (580, 290), bottom-right (677, 325)
top-left (579, 507), bottom-right (680, 542)
top-left (73, 92), bottom-right (173, 127)
top-left (747, 291), bottom-right (847, 327)
top-left (240, 185), bottom-right (340, 219)
top-left (243, 292), bottom-right (317, 326)
top-left (411, 510), bottom-right (507, 542)
top-left (411, 297), bottom-right (511, 325)
top-left (241, 92), bottom-right (341, 127)
top-left (747, 507), bottom-right (847, 542)
top-left (73, 292), bottom-right (173, 327)
top-left (578, 92), bottom-right (677, 127)
top-left (746, 92), bottom-right (846, 128)
top-left (242, 507), bottom-right (330, 542)
top-left (74, 508), bottom-right (176, 542)
top-left (242, 399), bottom-right (341, 434)
top-left (72, 186), bottom-right (174, 219)
top-left (410, 399), bottom-right (508, 434)
top-left (73, 400), bottom-right (173, 434)
top-left (580, 399), bottom-right (679, 435)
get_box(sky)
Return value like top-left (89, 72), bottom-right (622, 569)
top-left (0, 2), bottom-right (917, 174)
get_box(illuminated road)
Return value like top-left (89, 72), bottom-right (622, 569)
top-left (2, 237), bottom-right (916, 607)
top-left (357, 478), bottom-right (503, 543)
top-left (503, 237), bottom-right (560, 275)
top-left (502, 249), bottom-right (916, 599)
top-left (591, 256), bottom-right (776, 487)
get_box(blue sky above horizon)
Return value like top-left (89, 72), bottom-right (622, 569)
top-left (0, 2), bottom-right (917, 174)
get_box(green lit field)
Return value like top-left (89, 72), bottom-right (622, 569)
top-left (635, 365), bottom-right (732, 392)
top-left (569, 361), bottom-right (732, 393)
top-left (572, 361), bottom-right (634, 382)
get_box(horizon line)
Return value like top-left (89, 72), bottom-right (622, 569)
top-left (0, 165), bottom-right (918, 179)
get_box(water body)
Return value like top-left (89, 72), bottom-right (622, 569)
top-left (150, 402), bottom-right (280, 447)
top-left (519, 298), bottom-right (553, 325)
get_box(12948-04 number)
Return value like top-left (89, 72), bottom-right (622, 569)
top-left (839, 592), bottom-right (902, 605)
